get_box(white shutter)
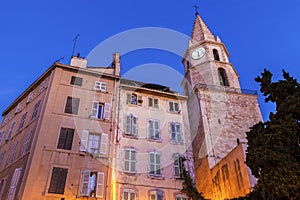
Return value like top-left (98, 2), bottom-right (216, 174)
top-left (0, 178), bottom-right (6, 196)
top-left (96, 172), bottom-right (104, 198)
top-left (154, 120), bottom-right (160, 139)
top-left (20, 131), bottom-right (32, 156)
top-left (100, 133), bottom-right (108, 154)
top-left (100, 82), bottom-right (107, 91)
top-left (148, 120), bottom-right (154, 138)
top-left (27, 92), bottom-right (33, 103)
top-left (80, 130), bottom-right (89, 151)
top-left (132, 116), bottom-right (137, 136)
top-left (91, 101), bottom-right (99, 118)
top-left (80, 170), bottom-right (90, 196)
top-left (103, 103), bottom-right (111, 120)
top-left (125, 115), bottom-right (131, 134)
top-left (94, 81), bottom-right (101, 91)
top-left (126, 93), bottom-right (131, 104)
top-left (6, 122), bottom-right (16, 140)
top-left (7, 168), bottom-right (22, 200)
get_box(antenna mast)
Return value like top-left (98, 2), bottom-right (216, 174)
top-left (71, 34), bottom-right (80, 57)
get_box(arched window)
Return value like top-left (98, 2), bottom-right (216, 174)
top-left (213, 49), bottom-right (220, 61)
top-left (218, 68), bottom-right (229, 86)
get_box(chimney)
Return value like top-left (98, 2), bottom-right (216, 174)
top-left (112, 52), bottom-right (120, 76)
top-left (70, 54), bottom-right (87, 68)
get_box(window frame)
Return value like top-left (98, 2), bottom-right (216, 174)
top-left (148, 119), bottom-right (160, 141)
top-left (64, 96), bottom-right (80, 115)
top-left (57, 127), bottom-right (74, 150)
top-left (48, 167), bottom-right (68, 194)
top-left (149, 151), bottom-right (162, 177)
top-left (123, 188), bottom-right (136, 200)
top-left (80, 170), bottom-right (105, 198)
top-left (170, 122), bottom-right (183, 143)
top-left (124, 148), bottom-right (137, 173)
top-left (148, 97), bottom-right (159, 109)
top-left (94, 81), bottom-right (107, 92)
top-left (70, 76), bottom-right (83, 86)
top-left (169, 101), bottom-right (180, 113)
top-left (79, 130), bottom-right (108, 156)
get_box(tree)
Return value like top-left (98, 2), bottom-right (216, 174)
top-left (246, 69), bottom-right (300, 200)
top-left (181, 161), bottom-right (204, 200)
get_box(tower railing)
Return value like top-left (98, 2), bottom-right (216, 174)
top-left (194, 83), bottom-right (258, 95)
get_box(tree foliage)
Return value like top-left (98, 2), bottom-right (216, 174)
top-left (246, 69), bottom-right (300, 200)
top-left (181, 163), bottom-right (204, 200)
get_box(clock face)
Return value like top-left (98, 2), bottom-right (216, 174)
top-left (192, 47), bottom-right (206, 60)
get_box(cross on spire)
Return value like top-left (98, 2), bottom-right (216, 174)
top-left (193, 5), bottom-right (199, 16)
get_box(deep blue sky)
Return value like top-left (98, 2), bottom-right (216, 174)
top-left (0, 0), bottom-right (299, 122)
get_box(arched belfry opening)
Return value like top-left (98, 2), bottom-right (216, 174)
top-left (218, 68), bottom-right (229, 86)
top-left (213, 49), bottom-right (220, 61)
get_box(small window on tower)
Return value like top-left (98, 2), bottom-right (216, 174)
top-left (218, 68), bottom-right (229, 87)
top-left (186, 61), bottom-right (191, 69)
top-left (213, 49), bottom-right (220, 61)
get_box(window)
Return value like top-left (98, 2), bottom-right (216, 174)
top-left (222, 164), bottom-right (229, 181)
top-left (80, 130), bottom-right (108, 155)
top-left (31, 100), bottom-right (41, 120)
top-left (170, 123), bottom-right (183, 143)
top-left (0, 151), bottom-right (6, 167)
top-left (173, 154), bottom-right (184, 178)
top-left (148, 119), bottom-right (160, 140)
top-left (48, 167), bottom-right (68, 194)
top-left (125, 114), bottom-right (138, 136)
top-left (91, 102), bottom-right (111, 120)
top-left (4, 112), bottom-right (11, 125)
top-left (7, 168), bottom-right (22, 200)
top-left (18, 112), bottom-right (27, 131)
top-left (234, 159), bottom-right (243, 189)
top-left (0, 178), bottom-right (6, 197)
top-left (169, 101), bottom-right (179, 113)
top-left (123, 189), bottom-right (136, 200)
top-left (20, 131), bottom-right (32, 156)
top-left (57, 128), bottom-right (74, 150)
top-left (126, 93), bottom-right (142, 106)
top-left (175, 194), bottom-right (189, 200)
top-left (213, 49), bottom-right (220, 61)
top-left (0, 130), bottom-right (4, 143)
top-left (70, 76), bottom-right (83, 86)
top-left (148, 97), bottom-right (159, 109)
top-left (149, 152), bottom-right (161, 176)
top-left (186, 60), bottom-right (191, 69)
top-left (94, 81), bottom-right (107, 92)
top-left (64, 96), bottom-right (80, 115)
top-left (15, 103), bottom-right (21, 114)
top-left (80, 170), bottom-right (104, 198)
top-left (218, 68), bottom-right (229, 87)
top-left (6, 141), bottom-right (18, 166)
top-left (124, 149), bottom-right (136, 173)
top-left (27, 91), bottom-right (33, 103)
top-left (38, 80), bottom-right (47, 93)
top-left (6, 122), bottom-right (16, 141)
top-left (150, 190), bottom-right (163, 200)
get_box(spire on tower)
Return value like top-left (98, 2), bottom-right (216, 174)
top-left (191, 13), bottom-right (215, 42)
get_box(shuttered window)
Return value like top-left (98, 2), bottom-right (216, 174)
top-left (169, 101), bottom-right (179, 112)
top-left (0, 130), bottom-right (4, 143)
top-left (6, 122), bottom-right (16, 141)
top-left (125, 115), bottom-right (138, 136)
top-left (149, 152), bottom-right (161, 176)
top-left (124, 149), bottom-right (136, 173)
top-left (170, 123), bottom-right (183, 143)
top-left (0, 151), bottom-right (6, 167)
top-left (57, 128), bottom-right (74, 150)
top-left (80, 130), bottom-right (108, 155)
top-left (80, 170), bottom-right (104, 198)
top-left (31, 100), bottom-right (41, 120)
top-left (0, 178), bottom-right (6, 197)
top-left (20, 131), bottom-right (33, 156)
top-left (6, 141), bottom-right (18, 166)
top-left (64, 96), bottom-right (80, 115)
top-left (148, 119), bottom-right (160, 140)
top-left (18, 112), bottom-right (27, 131)
top-left (48, 167), bottom-right (68, 194)
top-left (148, 97), bottom-right (159, 108)
top-left (123, 189), bottom-right (136, 200)
top-left (94, 81), bottom-right (107, 92)
top-left (70, 76), bottom-right (83, 86)
top-left (91, 102), bottom-right (111, 120)
top-left (7, 168), bottom-right (22, 200)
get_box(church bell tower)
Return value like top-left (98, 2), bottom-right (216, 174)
top-left (182, 11), bottom-right (262, 199)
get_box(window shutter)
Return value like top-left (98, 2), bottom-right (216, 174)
top-left (96, 172), bottom-right (104, 198)
top-left (0, 178), bottom-right (6, 197)
top-left (80, 130), bottom-right (89, 151)
top-left (100, 133), bottom-right (108, 154)
top-left (7, 168), bottom-right (22, 200)
top-left (170, 123), bottom-right (176, 141)
top-left (130, 150), bottom-right (136, 172)
top-left (0, 131), bottom-right (4, 142)
top-left (56, 168), bottom-right (68, 194)
top-left (174, 102), bottom-right (179, 112)
top-left (125, 115), bottom-right (131, 134)
top-left (154, 99), bottom-right (159, 108)
top-left (20, 131), bottom-right (32, 156)
top-left (132, 116), bottom-right (137, 136)
top-left (148, 120), bottom-right (154, 138)
top-left (94, 81), bottom-right (101, 91)
top-left (126, 93), bottom-right (131, 104)
top-left (148, 98), bottom-right (153, 107)
top-left (103, 103), bottom-right (111, 120)
top-left (100, 82), bottom-right (107, 91)
top-left (156, 153), bottom-right (161, 175)
top-left (27, 92), bottom-right (33, 103)
top-left (176, 124), bottom-right (182, 143)
top-left (91, 101), bottom-right (98, 117)
top-left (149, 153), bottom-right (155, 175)
top-left (66, 129), bottom-right (74, 150)
top-left (169, 102), bottom-right (174, 112)
top-left (0, 151), bottom-right (6, 167)
top-left (7, 122), bottom-right (16, 140)
top-left (57, 128), bottom-right (67, 149)
top-left (80, 170), bottom-right (90, 196)
top-left (174, 154), bottom-right (180, 177)
top-left (154, 120), bottom-right (160, 139)
top-left (124, 149), bottom-right (130, 172)
top-left (7, 141), bottom-right (18, 166)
